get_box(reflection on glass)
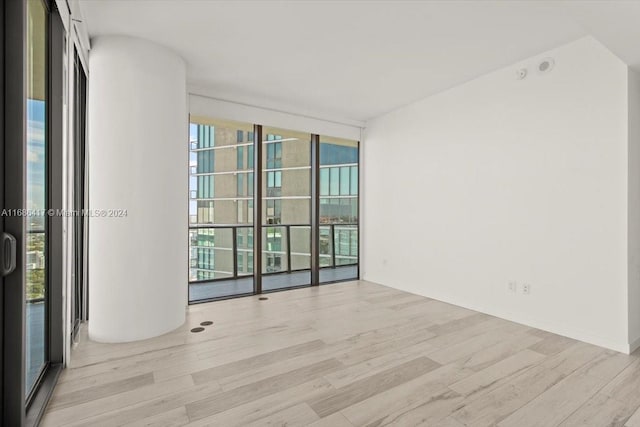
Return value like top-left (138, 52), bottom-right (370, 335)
top-left (319, 137), bottom-right (359, 283)
top-left (189, 228), bottom-right (234, 281)
top-left (26, 0), bottom-right (47, 397)
top-left (236, 226), bottom-right (254, 276)
top-left (320, 226), bottom-right (333, 267)
top-left (263, 226), bottom-right (288, 273)
top-left (290, 226), bottom-right (311, 270)
top-left (261, 127), bottom-right (311, 289)
top-left (188, 117), bottom-right (254, 300)
top-left (335, 225), bottom-right (358, 266)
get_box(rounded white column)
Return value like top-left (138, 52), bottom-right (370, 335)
top-left (88, 36), bottom-right (187, 342)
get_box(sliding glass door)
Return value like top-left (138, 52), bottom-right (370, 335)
top-left (3, 0), bottom-right (64, 423)
top-left (187, 117), bottom-right (359, 303)
top-left (25, 0), bottom-right (49, 397)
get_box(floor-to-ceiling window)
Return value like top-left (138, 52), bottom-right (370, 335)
top-left (187, 117), bottom-right (359, 303)
top-left (262, 127), bottom-right (312, 291)
top-left (188, 118), bottom-right (255, 301)
top-left (319, 137), bottom-right (359, 283)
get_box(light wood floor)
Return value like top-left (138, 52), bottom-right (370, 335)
top-left (41, 280), bottom-right (640, 427)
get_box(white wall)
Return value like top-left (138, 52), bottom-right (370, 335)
top-left (629, 69), bottom-right (640, 351)
top-left (88, 36), bottom-right (188, 343)
top-left (363, 37), bottom-right (634, 352)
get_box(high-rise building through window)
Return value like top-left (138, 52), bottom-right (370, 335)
top-left (188, 118), bottom-right (359, 301)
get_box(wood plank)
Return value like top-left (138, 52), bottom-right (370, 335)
top-left (47, 373), bottom-right (154, 410)
top-left (243, 403), bottom-right (320, 427)
top-left (528, 333), bottom-right (578, 356)
top-left (186, 358), bottom-right (343, 421)
top-left (451, 343), bottom-right (604, 427)
top-left (124, 406), bottom-right (189, 427)
top-left (449, 349), bottom-right (545, 396)
top-left (427, 326), bottom-right (530, 366)
top-left (308, 356), bottom-right (440, 418)
top-left (324, 339), bottom-right (436, 389)
top-left (190, 339), bottom-right (326, 385)
top-left (430, 417), bottom-right (467, 427)
top-left (369, 389), bottom-right (464, 426)
top-left (307, 413), bottom-right (354, 427)
top-left (600, 358), bottom-right (640, 405)
top-left (183, 378), bottom-right (334, 427)
top-left (339, 363), bottom-right (471, 426)
top-left (41, 375), bottom-right (198, 426)
top-left (558, 392), bottom-right (639, 427)
top-left (426, 313), bottom-right (490, 336)
top-left (453, 331), bottom-right (543, 372)
top-left (51, 380), bottom-right (222, 427)
top-left (625, 404), bottom-right (640, 427)
top-left (497, 370), bottom-right (608, 427)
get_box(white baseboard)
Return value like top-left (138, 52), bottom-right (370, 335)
top-left (363, 278), bottom-right (631, 354)
top-left (628, 335), bottom-right (640, 354)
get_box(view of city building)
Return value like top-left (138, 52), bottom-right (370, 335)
top-left (188, 117), bottom-right (359, 301)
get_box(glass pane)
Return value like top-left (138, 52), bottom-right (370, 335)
top-left (319, 137), bottom-right (359, 284)
top-left (26, 0), bottom-right (47, 396)
top-left (236, 146), bottom-right (244, 169)
top-left (329, 168), bottom-right (339, 196)
top-left (290, 226), bottom-right (311, 270)
top-left (321, 197), bottom-right (357, 223)
top-left (335, 225), bottom-right (357, 265)
top-left (341, 198), bottom-right (358, 223)
top-left (350, 166), bottom-right (358, 195)
top-left (237, 173), bottom-right (244, 196)
top-left (236, 226), bottom-right (253, 276)
top-left (340, 166), bottom-right (350, 196)
top-left (189, 117), bottom-right (254, 302)
top-left (320, 136), bottom-right (358, 166)
top-left (262, 226), bottom-right (288, 274)
top-left (320, 226), bottom-right (333, 267)
top-left (189, 228), bottom-right (234, 281)
top-left (248, 145), bottom-right (254, 168)
top-left (320, 168), bottom-right (329, 196)
top-left (189, 118), bottom-right (254, 227)
top-left (262, 127), bottom-right (311, 289)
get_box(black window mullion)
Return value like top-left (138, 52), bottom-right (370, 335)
top-left (310, 134), bottom-right (320, 285)
top-left (253, 125), bottom-right (263, 293)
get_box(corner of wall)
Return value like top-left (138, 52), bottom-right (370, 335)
top-left (363, 35), bottom-right (633, 354)
top-left (628, 67), bottom-right (640, 352)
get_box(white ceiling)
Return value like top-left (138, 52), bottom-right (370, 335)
top-left (77, 0), bottom-right (640, 123)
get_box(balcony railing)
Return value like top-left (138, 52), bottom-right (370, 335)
top-left (188, 223), bottom-right (358, 284)
top-left (26, 229), bottom-right (46, 303)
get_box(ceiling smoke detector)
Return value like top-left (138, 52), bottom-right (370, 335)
top-left (516, 68), bottom-right (528, 80)
top-left (538, 58), bottom-right (555, 74)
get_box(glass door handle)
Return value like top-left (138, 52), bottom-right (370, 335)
top-left (2, 232), bottom-right (17, 276)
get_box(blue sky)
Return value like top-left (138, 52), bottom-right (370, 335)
top-left (27, 99), bottom-right (46, 212)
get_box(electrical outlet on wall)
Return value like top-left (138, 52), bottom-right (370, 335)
top-left (523, 284), bottom-right (531, 295)
top-left (508, 281), bottom-right (517, 293)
